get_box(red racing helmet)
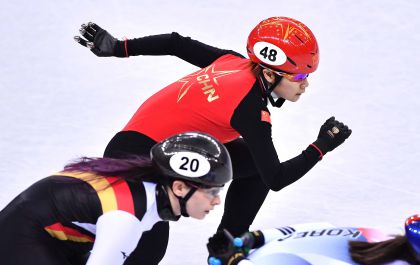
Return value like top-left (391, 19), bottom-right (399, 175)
top-left (247, 17), bottom-right (319, 74)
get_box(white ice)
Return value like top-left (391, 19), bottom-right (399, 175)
top-left (1, 0), bottom-right (419, 264)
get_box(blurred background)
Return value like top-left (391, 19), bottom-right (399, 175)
top-left (1, 0), bottom-right (419, 264)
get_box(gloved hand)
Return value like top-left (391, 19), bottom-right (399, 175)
top-left (207, 229), bottom-right (247, 265)
top-left (74, 22), bottom-right (123, 57)
top-left (311, 116), bottom-right (352, 158)
top-left (234, 230), bottom-right (265, 254)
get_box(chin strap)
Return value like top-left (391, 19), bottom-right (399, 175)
top-left (156, 184), bottom-right (180, 221)
top-left (155, 184), bottom-right (198, 220)
top-left (175, 187), bottom-right (197, 217)
top-left (258, 73), bottom-right (285, 108)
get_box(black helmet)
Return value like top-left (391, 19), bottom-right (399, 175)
top-left (150, 132), bottom-right (232, 188)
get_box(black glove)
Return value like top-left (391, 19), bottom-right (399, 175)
top-left (312, 116), bottom-right (352, 158)
top-left (207, 230), bottom-right (247, 265)
top-left (235, 230), bottom-right (265, 254)
top-left (74, 22), bottom-right (124, 57)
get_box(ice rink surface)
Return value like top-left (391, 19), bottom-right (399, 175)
top-left (1, 0), bottom-right (419, 264)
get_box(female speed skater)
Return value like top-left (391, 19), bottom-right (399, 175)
top-left (75, 16), bottom-right (352, 264)
top-left (0, 132), bottom-right (232, 265)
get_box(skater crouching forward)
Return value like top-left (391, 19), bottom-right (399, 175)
top-left (0, 132), bottom-right (232, 265)
top-left (75, 16), bottom-right (352, 264)
top-left (206, 214), bottom-right (420, 265)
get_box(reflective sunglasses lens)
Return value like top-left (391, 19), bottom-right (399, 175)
top-left (293, 73), bottom-right (309, 81)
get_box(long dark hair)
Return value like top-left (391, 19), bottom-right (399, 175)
top-left (63, 155), bottom-right (160, 184)
top-left (249, 61), bottom-right (262, 77)
top-left (349, 235), bottom-right (420, 264)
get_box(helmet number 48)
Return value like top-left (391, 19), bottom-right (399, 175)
top-left (260, 47), bottom-right (277, 62)
top-left (253, 41), bottom-right (287, 66)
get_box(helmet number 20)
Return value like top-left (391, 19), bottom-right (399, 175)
top-left (180, 157), bottom-right (199, 172)
top-left (169, 152), bottom-right (211, 178)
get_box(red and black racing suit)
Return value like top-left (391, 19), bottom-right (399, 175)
top-left (104, 32), bottom-right (322, 264)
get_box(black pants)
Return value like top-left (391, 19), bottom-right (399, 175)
top-left (104, 131), bottom-right (269, 264)
top-left (219, 139), bottom-right (270, 236)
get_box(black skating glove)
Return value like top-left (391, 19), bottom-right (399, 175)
top-left (236, 230), bottom-right (265, 254)
top-left (207, 230), bottom-right (247, 265)
top-left (74, 22), bottom-right (126, 57)
top-left (311, 116), bottom-right (352, 159)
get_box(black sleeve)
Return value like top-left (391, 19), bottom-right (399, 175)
top-left (230, 83), bottom-right (321, 191)
top-left (115, 32), bottom-right (243, 68)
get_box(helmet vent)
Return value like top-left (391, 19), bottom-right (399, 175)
top-left (295, 35), bottom-right (304, 44)
top-left (287, 57), bottom-right (297, 66)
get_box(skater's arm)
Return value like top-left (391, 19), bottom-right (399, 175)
top-left (121, 32), bottom-right (243, 67)
top-left (86, 211), bottom-right (144, 265)
top-left (74, 22), bottom-right (242, 68)
top-left (230, 86), bottom-right (320, 191)
top-left (238, 227), bottom-right (297, 250)
top-left (231, 86), bottom-right (351, 191)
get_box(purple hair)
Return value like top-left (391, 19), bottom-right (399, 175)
top-left (63, 155), bottom-right (158, 183)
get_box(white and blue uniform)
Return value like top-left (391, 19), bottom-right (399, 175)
top-left (240, 223), bottom-right (408, 265)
